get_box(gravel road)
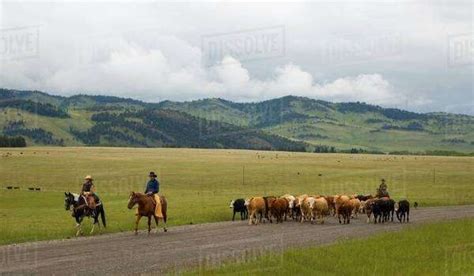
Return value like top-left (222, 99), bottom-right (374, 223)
top-left (1, 205), bottom-right (473, 275)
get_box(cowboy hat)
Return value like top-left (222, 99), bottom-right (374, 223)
top-left (149, 171), bottom-right (157, 178)
top-left (84, 175), bottom-right (93, 180)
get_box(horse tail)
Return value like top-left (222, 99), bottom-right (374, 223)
top-left (161, 196), bottom-right (167, 224)
top-left (99, 205), bottom-right (107, 228)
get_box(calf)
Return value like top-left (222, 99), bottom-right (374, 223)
top-left (229, 198), bottom-right (248, 221)
top-left (396, 200), bottom-right (410, 223)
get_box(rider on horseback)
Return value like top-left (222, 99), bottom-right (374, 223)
top-left (376, 178), bottom-right (389, 198)
top-left (81, 175), bottom-right (100, 210)
top-left (145, 171), bottom-right (163, 218)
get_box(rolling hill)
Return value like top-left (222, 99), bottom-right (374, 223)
top-left (1, 88), bottom-right (473, 153)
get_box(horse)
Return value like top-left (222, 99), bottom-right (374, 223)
top-left (127, 192), bottom-right (168, 235)
top-left (64, 192), bottom-right (106, 236)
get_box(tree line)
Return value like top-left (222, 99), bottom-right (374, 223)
top-left (0, 136), bottom-right (26, 147)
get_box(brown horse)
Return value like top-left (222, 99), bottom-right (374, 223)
top-left (127, 192), bottom-right (168, 235)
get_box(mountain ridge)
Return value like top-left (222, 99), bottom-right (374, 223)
top-left (1, 88), bottom-right (473, 153)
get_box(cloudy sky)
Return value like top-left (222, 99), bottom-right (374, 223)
top-left (0, 1), bottom-right (472, 114)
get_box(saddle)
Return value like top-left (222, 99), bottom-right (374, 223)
top-left (82, 192), bottom-right (97, 210)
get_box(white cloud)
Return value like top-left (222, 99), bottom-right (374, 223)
top-left (0, 1), bottom-right (469, 112)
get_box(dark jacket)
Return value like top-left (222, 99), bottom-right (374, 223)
top-left (145, 179), bottom-right (159, 194)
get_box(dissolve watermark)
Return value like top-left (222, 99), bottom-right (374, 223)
top-left (317, 31), bottom-right (402, 66)
top-left (197, 97), bottom-right (286, 140)
top-left (0, 26), bottom-right (40, 61)
top-left (201, 26), bottom-right (285, 67)
top-left (448, 33), bottom-right (473, 67)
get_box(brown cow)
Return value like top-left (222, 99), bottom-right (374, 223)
top-left (338, 201), bottom-right (353, 224)
top-left (349, 198), bottom-right (361, 218)
top-left (312, 197), bottom-right (329, 224)
top-left (364, 198), bottom-right (377, 223)
top-left (263, 196), bottom-right (277, 221)
top-left (324, 195), bottom-right (336, 216)
top-left (269, 198), bottom-right (289, 223)
top-left (247, 197), bottom-right (266, 225)
top-left (280, 194), bottom-right (296, 220)
top-left (334, 195), bottom-right (350, 217)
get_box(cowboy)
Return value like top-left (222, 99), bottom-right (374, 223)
top-left (376, 178), bottom-right (389, 198)
top-left (145, 172), bottom-right (163, 218)
top-left (81, 175), bottom-right (100, 209)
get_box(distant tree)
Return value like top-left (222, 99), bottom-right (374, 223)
top-left (0, 135), bottom-right (26, 147)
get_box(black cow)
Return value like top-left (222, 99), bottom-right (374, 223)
top-left (396, 200), bottom-right (410, 223)
top-left (229, 199), bottom-right (248, 221)
top-left (372, 198), bottom-right (395, 224)
top-left (355, 194), bottom-right (373, 201)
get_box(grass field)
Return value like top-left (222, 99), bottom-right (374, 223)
top-left (186, 219), bottom-right (474, 275)
top-left (0, 147), bottom-right (473, 245)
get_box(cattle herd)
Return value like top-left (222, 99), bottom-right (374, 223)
top-left (229, 194), bottom-right (411, 225)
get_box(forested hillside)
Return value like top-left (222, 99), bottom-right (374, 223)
top-left (1, 89), bottom-right (473, 153)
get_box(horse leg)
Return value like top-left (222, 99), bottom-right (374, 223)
top-left (153, 215), bottom-right (159, 233)
top-left (75, 223), bottom-right (82, 236)
top-left (90, 212), bottom-right (99, 234)
top-left (75, 216), bottom-right (83, 236)
top-left (90, 222), bottom-right (95, 234)
top-left (135, 215), bottom-right (142, 235)
top-left (147, 216), bottom-right (151, 235)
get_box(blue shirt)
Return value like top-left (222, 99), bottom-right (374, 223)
top-left (145, 179), bottom-right (159, 194)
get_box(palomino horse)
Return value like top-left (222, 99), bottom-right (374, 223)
top-left (127, 192), bottom-right (168, 235)
top-left (64, 192), bottom-right (106, 236)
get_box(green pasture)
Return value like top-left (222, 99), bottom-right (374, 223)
top-left (187, 218), bottom-right (474, 275)
top-left (0, 147), bottom-right (473, 245)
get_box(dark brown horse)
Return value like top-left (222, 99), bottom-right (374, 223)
top-left (127, 192), bottom-right (168, 235)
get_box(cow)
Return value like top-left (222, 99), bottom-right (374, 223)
top-left (300, 196), bottom-right (316, 223)
top-left (312, 197), bottom-right (329, 224)
top-left (263, 196), bottom-right (277, 221)
top-left (338, 201), bottom-right (353, 224)
top-left (280, 194), bottom-right (296, 220)
top-left (355, 194), bottom-right (374, 201)
top-left (229, 198), bottom-right (248, 221)
top-left (396, 199), bottom-right (410, 223)
top-left (324, 195), bottom-right (336, 216)
top-left (293, 194), bottom-right (308, 221)
top-left (364, 198), bottom-right (377, 223)
top-left (371, 197), bottom-right (395, 224)
top-left (334, 195), bottom-right (350, 217)
top-left (371, 199), bottom-right (384, 223)
top-left (348, 198), bottom-right (361, 218)
top-left (269, 198), bottom-right (289, 223)
top-left (247, 197), bottom-right (266, 225)
top-left (384, 198), bottom-right (395, 222)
